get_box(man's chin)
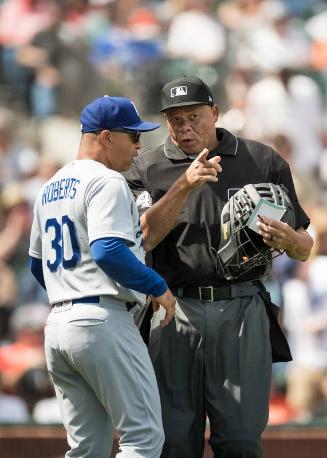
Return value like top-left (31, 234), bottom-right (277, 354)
top-left (182, 147), bottom-right (202, 156)
top-left (115, 162), bottom-right (133, 173)
top-left (179, 140), bottom-right (203, 155)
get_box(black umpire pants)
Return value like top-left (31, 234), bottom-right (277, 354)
top-left (148, 291), bottom-right (272, 458)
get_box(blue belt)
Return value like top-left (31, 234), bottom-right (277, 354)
top-left (54, 296), bottom-right (136, 311)
top-left (72, 296), bottom-right (100, 304)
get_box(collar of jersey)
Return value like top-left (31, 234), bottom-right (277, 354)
top-left (163, 128), bottom-right (238, 161)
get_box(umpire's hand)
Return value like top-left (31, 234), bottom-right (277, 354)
top-left (151, 290), bottom-right (176, 327)
top-left (185, 148), bottom-right (222, 189)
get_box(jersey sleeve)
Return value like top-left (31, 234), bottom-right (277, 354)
top-left (86, 176), bottom-right (136, 245)
top-left (91, 237), bottom-right (167, 296)
top-left (271, 153), bottom-right (310, 230)
top-left (29, 203), bottom-right (42, 259)
top-left (123, 159), bottom-right (152, 214)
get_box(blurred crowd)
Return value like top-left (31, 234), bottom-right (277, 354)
top-left (0, 0), bottom-right (327, 427)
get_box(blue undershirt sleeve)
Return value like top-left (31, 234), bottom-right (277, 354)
top-left (29, 256), bottom-right (46, 290)
top-left (90, 237), bottom-right (168, 297)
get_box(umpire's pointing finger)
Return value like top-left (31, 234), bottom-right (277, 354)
top-left (197, 148), bottom-right (210, 162)
top-left (198, 148), bottom-right (222, 172)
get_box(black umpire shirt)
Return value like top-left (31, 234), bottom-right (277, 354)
top-left (125, 128), bottom-right (310, 288)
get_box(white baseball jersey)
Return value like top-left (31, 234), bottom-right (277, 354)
top-left (29, 159), bottom-right (145, 306)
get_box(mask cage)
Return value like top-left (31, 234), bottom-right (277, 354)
top-left (216, 183), bottom-right (295, 280)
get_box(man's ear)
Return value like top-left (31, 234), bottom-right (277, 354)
top-left (99, 129), bottom-right (111, 145)
top-left (212, 104), bottom-right (219, 123)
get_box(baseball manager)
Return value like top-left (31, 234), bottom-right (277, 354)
top-left (29, 95), bottom-right (175, 458)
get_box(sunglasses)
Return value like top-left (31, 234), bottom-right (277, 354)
top-left (111, 129), bottom-right (141, 143)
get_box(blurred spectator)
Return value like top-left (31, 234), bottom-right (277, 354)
top-left (0, 182), bottom-right (32, 262)
top-left (220, 67), bottom-right (250, 116)
top-left (242, 72), bottom-right (289, 138)
top-left (17, 367), bottom-right (55, 415)
top-left (243, 69), bottom-right (325, 174)
top-left (165, 0), bottom-right (226, 65)
top-left (0, 302), bottom-right (49, 393)
top-left (305, 7), bottom-right (327, 71)
top-left (80, 1), bottom-right (169, 115)
top-left (23, 158), bottom-right (61, 207)
top-left (268, 376), bottom-right (296, 425)
top-left (0, 260), bottom-right (17, 307)
top-left (0, 182), bottom-right (45, 303)
top-left (15, 1), bottom-right (68, 118)
top-left (0, 261), bottom-right (17, 343)
top-left (33, 394), bottom-right (62, 424)
top-left (283, 211), bottom-right (327, 422)
top-left (318, 372), bottom-right (327, 419)
top-left (319, 129), bottom-right (327, 193)
top-left (0, 0), bottom-right (52, 108)
top-left (89, 0), bottom-right (164, 108)
top-left (0, 370), bottom-right (30, 423)
top-left (0, 108), bottom-right (39, 189)
top-left (15, 0), bottom-right (107, 117)
top-left (218, 0), bottom-right (310, 71)
top-left (269, 133), bottom-right (321, 205)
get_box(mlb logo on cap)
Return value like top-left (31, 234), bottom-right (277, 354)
top-left (171, 86), bottom-right (188, 97)
top-left (161, 76), bottom-right (214, 112)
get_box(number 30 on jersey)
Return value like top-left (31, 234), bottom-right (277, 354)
top-left (45, 215), bottom-right (81, 272)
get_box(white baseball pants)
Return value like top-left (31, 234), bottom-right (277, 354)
top-left (44, 299), bottom-right (164, 458)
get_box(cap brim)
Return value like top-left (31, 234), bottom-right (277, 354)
top-left (121, 121), bottom-right (160, 132)
top-left (160, 101), bottom-right (212, 112)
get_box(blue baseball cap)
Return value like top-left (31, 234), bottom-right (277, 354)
top-left (80, 95), bottom-right (160, 133)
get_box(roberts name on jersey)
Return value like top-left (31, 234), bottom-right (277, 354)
top-left (42, 177), bottom-right (80, 205)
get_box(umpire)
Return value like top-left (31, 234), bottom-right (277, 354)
top-left (125, 76), bottom-right (313, 458)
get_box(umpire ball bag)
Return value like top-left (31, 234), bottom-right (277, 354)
top-left (216, 183), bottom-right (295, 281)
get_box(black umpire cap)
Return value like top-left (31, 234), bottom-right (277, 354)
top-left (160, 76), bottom-right (214, 112)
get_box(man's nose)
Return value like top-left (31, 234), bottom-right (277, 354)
top-left (179, 121), bottom-right (192, 131)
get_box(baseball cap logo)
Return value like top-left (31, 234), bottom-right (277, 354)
top-left (171, 86), bottom-right (187, 97)
top-left (130, 101), bottom-right (140, 116)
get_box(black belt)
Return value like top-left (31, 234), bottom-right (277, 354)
top-left (53, 296), bottom-right (136, 311)
top-left (172, 284), bottom-right (258, 302)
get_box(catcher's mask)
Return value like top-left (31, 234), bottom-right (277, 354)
top-left (216, 183), bottom-right (295, 280)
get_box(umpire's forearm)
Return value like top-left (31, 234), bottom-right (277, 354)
top-left (141, 174), bottom-right (191, 251)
